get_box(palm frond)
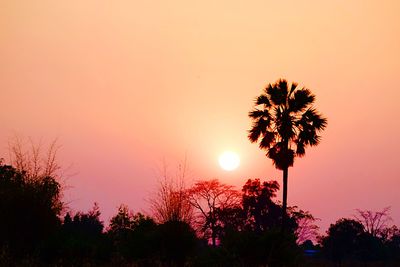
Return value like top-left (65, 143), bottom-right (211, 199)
top-left (277, 114), bottom-right (295, 140)
top-left (289, 82), bottom-right (298, 96)
top-left (248, 109), bottom-right (264, 119)
top-left (300, 108), bottom-right (327, 131)
top-left (255, 94), bottom-right (271, 107)
top-left (295, 141), bottom-right (306, 157)
top-left (267, 143), bottom-right (295, 170)
top-left (248, 117), bottom-right (271, 143)
top-left (312, 114), bottom-right (327, 130)
top-left (289, 88), bottom-right (315, 112)
top-left (248, 79), bottom-right (327, 170)
top-left (259, 131), bottom-right (275, 149)
top-left (267, 80), bottom-right (288, 106)
top-left (248, 127), bottom-right (261, 143)
top-left (248, 109), bottom-right (270, 121)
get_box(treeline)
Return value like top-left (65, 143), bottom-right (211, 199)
top-left (1, 161), bottom-right (400, 267)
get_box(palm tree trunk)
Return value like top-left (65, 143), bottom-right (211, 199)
top-left (282, 167), bottom-right (288, 231)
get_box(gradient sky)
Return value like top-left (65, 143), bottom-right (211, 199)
top-left (1, 0), bottom-right (399, 232)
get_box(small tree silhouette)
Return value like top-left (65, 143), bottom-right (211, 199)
top-left (187, 179), bottom-right (241, 247)
top-left (354, 207), bottom-right (392, 238)
top-left (248, 79), bottom-right (327, 230)
top-left (149, 159), bottom-right (193, 224)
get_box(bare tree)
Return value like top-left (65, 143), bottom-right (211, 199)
top-left (187, 179), bottom-right (241, 247)
top-left (354, 207), bottom-right (392, 238)
top-left (290, 208), bottom-right (320, 244)
top-left (7, 136), bottom-right (62, 181)
top-left (6, 136), bottom-right (70, 215)
top-left (149, 159), bottom-right (194, 224)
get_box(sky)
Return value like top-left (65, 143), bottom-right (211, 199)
top-left (1, 0), bottom-right (400, 232)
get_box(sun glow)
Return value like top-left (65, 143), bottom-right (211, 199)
top-left (218, 151), bottom-right (240, 171)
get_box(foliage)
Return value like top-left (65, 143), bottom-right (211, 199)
top-left (149, 160), bottom-right (194, 224)
top-left (0, 161), bottom-right (62, 256)
top-left (7, 136), bottom-right (62, 182)
top-left (290, 207), bottom-right (319, 244)
top-left (48, 203), bottom-right (110, 264)
top-left (222, 228), bottom-right (302, 266)
top-left (188, 179), bottom-right (241, 246)
top-left (155, 220), bottom-right (197, 266)
top-left (3, 158), bottom-right (400, 266)
top-left (248, 79), bottom-right (327, 170)
top-left (319, 211), bottom-right (400, 264)
top-left (354, 207), bottom-right (392, 238)
top-left (108, 204), bottom-right (157, 262)
top-left (320, 218), bottom-right (367, 262)
top-left (241, 178), bottom-right (283, 232)
top-left (248, 79), bottom-right (327, 229)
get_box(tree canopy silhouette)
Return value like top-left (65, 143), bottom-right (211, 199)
top-left (248, 79), bottom-right (327, 230)
top-left (0, 160), bottom-right (62, 256)
top-left (188, 179), bottom-right (241, 247)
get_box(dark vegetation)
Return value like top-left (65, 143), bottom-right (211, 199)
top-left (1, 80), bottom-right (398, 266)
top-left (248, 79), bottom-right (327, 230)
top-left (1, 161), bottom-right (400, 266)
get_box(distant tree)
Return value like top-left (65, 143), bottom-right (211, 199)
top-left (149, 160), bottom-right (193, 224)
top-left (214, 205), bottom-right (246, 235)
top-left (5, 136), bottom-right (66, 214)
top-left (248, 79), bottom-right (327, 229)
top-left (56, 203), bottom-right (109, 263)
top-left (0, 161), bottom-right (62, 256)
top-left (354, 207), bottom-right (392, 238)
top-left (122, 214), bottom-right (157, 262)
top-left (108, 204), bottom-right (136, 234)
top-left (188, 179), bottom-right (241, 247)
top-left (108, 205), bottom-right (157, 262)
top-left (242, 179), bottom-right (282, 232)
top-left (387, 229), bottom-right (400, 261)
top-left (292, 209), bottom-right (319, 244)
top-left (7, 136), bottom-right (62, 181)
top-left (155, 220), bottom-right (197, 267)
top-left (222, 227), bottom-right (301, 266)
top-left (320, 218), bottom-right (364, 263)
top-left (241, 179), bottom-right (314, 242)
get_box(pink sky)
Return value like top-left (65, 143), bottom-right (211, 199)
top-left (1, 0), bottom-right (400, 232)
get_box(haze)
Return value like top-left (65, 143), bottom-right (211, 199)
top-left (1, 0), bottom-right (399, 231)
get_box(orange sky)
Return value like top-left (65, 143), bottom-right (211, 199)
top-left (1, 0), bottom-right (400, 231)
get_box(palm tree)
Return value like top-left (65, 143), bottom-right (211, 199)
top-left (248, 79), bottom-right (327, 230)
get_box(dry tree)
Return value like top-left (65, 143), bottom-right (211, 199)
top-left (6, 135), bottom-right (71, 215)
top-left (354, 207), bottom-right (392, 238)
top-left (148, 158), bottom-right (194, 225)
top-left (8, 136), bottom-right (62, 181)
top-left (187, 179), bottom-right (241, 246)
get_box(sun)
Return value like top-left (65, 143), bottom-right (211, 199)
top-left (219, 151), bottom-right (240, 171)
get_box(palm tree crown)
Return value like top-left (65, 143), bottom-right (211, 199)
top-left (248, 79), bottom-right (327, 170)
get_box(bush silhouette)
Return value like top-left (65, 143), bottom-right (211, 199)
top-left (0, 162), bottom-right (61, 257)
top-left (155, 220), bottom-right (197, 266)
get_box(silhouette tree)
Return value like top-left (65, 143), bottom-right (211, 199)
top-left (0, 161), bottom-right (62, 256)
top-left (320, 218), bottom-right (364, 263)
top-left (354, 207), bottom-right (392, 238)
top-left (55, 203), bottom-right (110, 264)
top-left (242, 179), bottom-right (282, 232)
top-left (291, 208), bottom-right (319, 244)
top-left (108, 204), bottom-right (136, 235)
top-left (188, 179), bottom-right (241, 247)
top-left (155, 220), bottom-right (197, 267)
top-left (7, 136), bottom-right (62, 181)
top-left (108, 205), bottom-right (157, 263)
top-left (248, 79), bottom-right (327, 229)
top-left (149, 160), bottom-right (193, 224)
